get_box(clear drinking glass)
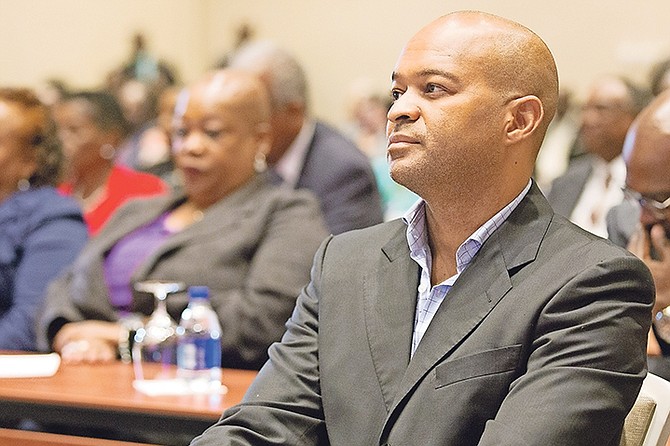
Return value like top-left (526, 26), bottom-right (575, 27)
top-left (132, 280), bottom-right (185, 381)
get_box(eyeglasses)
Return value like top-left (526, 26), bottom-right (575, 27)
top-left (622, 187), bottom-right (670, 219)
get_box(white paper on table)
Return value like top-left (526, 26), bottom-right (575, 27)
top-left (133, 378), bottom-right (228, 396)
top-left (0, 353), bottom-right (61, 378)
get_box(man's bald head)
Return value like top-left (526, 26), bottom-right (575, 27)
top-left (626, 89), bottom-right (670, 191)
top-left (388, 11), bottom-right (558, 208)
top-left (415, 11), bottom-right (559, 140)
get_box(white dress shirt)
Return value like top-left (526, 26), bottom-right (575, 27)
top-left (570, 156), bottom-right (625, 238)
top-left (273, 119), bottom-right (316, 188)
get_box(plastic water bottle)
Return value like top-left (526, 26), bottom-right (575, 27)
top-left (176, 286), bottom-right (222, 390)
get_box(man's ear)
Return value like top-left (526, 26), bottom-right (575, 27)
top-left (505, 95), bottom-right (544, 144)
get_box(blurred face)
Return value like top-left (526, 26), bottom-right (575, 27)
top-left (386, 22), bottom-right (509, 202)
top-left (356, 97), bottom-right (388, 134)
top-left (53, 99), bottom-right (110, 177)
top-left (0, 100), bottom-right (38, 202)
top-left (626, 134), bottom-right (670, 236)
top-left (580, 78), bottom-right (636, 161)
top-left (171, 87), bottom-right (265, 208)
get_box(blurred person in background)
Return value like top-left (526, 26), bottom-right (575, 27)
top-left (230, 41), bottom-right (384, 234)
top-left (0, 88), bottom-right (87, 351)
top-left (343, 81), bottom-right (390, 159)
top-left (547, 75), bottom-right (650, 237)
top-left (131, 85), bottom-right (181, 184)
top-left (37, 69), bottom-right (328, 371)
top-left (35, 78), bottom-right (70, 109)
top-left (107, 32), bottom-right (180, 177)
top-left (607, 89), bottom-right (670, 380)
top-left (649, 57), bottom-right (670, 97)
top-left (344, 82), bottom-right (418, 220)
top-left (53, 90), bottom-right (168, 235)
top-left (533, 88), bottom-right (581, 192)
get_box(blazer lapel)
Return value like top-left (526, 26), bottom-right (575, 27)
top-left (383, 183), bottom-right (553, 425)
top-left (394, 234), bottom-right (512, 401)
top-left (363, 220), bottom-right (418, 411)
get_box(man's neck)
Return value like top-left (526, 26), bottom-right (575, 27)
top-left (422, 181), bottom-right (529, 285)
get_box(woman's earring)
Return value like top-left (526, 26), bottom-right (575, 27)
top-left (100, 144), bottom-right (116, 160)
top-left (17, 178), bottom-right (30, 192)
top-left (254, 152), bottom-right (267, 173)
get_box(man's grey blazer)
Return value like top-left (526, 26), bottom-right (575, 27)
top-left (192, 183), bottom-right (653, 445)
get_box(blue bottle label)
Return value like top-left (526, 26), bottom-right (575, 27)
top-left (177, 337), bottom-right (221, 370)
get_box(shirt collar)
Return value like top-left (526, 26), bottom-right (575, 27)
top-left (403, 179), bottom-right (532, 278)
top-left (274, 118), bottom-right (316, 187)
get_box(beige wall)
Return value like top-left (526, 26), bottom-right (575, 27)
top-left (2, 0), bottom-right (670, 127)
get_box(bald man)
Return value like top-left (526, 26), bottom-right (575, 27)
top-left (547, 76), bottom-right (649, 237)
top-left (229, 41), bottom-right (384, 235)
top-left (607, 89), bottom-right (670, 378)
top-left (192, 12), bottom-right (653, 446)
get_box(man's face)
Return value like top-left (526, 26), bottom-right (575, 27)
top-left (579, 78), bottom-right (635, 161)
top-left (386, 24), bottom-right (508, 202)
top-left (53, 99), bottom-right (109, 177)
top-left (626, 133), bottom-right (670, 237)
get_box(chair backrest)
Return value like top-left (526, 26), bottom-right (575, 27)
top-left (620, 372), bottom-right (670, 446)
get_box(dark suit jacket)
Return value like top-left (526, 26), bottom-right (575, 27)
top-left (606, 200), bottom-right (639, 249)
top-left (546, 154), bottom-right (594, 218)
top-left (295, 121), bottom-right (384, 234)
top-left (37, 175), bottom-right (328, 370)
top-left (192, 184), bottom-right (654, 445)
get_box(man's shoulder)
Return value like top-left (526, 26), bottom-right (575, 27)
top-left (545, 211), bottom-right (640, 265)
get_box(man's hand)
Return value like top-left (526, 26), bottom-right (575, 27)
top-left (628, 224), bottom-right (670, 313)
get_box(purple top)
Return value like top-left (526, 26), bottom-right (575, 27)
top-left (103, 212), bottom-right (174, 311)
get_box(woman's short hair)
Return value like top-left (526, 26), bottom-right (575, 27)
top-left (61, 90), bottom-right (130, 137)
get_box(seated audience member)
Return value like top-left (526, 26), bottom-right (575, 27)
top-left (53, 91), bottom-right (168, 235)
top-left (131, 86), bottom-right (180, 183)
top-left (0, 88), bottom-right (87, 351)
top-left (35, 78), bottom-right (70, 109)
top-left (191, 11), bottom-right (653, 446)
top-left (534, 88), bottom-right (581, 192)
top-left (607, 89), bottom-right (670, 380)
top-left (547, 75), bottom-right (650, 237)
top-left (229, 41), bottom-right (384, 234)
top-left (344, 84), bottom-right (390, 159)
top-left (344, 84), bottom-right (419, 219)
top-left (37, 70), bottom-right (328, 370)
